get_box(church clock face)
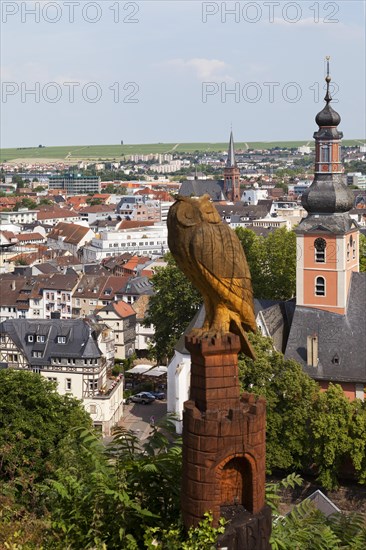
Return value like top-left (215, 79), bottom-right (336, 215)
top-left (314, 237), bottom-right (326, 251)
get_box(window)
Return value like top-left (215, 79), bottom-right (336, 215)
top-left (8, 353), bottom-right (18, 362)
top-left (89, 379), bottom-right (98, 391)
top-left (32, 351), bottom-right (43, 358)
top-left (48, 377), bottom-right (57, 384)
top-left (65, 378), bottom-right (72, 391)
top-left (28, 335), bottom-right (34, 343)
top-left (351, 235), bottom-right (356, 260)
top-left (36, 335), bottom-right (45, 343)
top-left (315, 276), bottom-right (325, 296)
top-left (90, 404), bottom-right (97, 414)
top-left (57, 336), bottom-right (66, 344)
top-left (347, 243), bottom-right (350, 261)
top-left (320, 145), bottom-right (331, 163)
top-left (314, 238), bottom-right (326, 263)
top-left (34, 310), bottom-right (40, 316)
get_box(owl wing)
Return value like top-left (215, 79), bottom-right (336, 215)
top-left (190, 222), bottom-right (256, 330)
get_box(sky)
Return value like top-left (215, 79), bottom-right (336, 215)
top-left (1, 0), bottom-right (365, 147)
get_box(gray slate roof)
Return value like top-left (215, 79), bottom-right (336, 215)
top-left (0, 319), bottom-right (101, 366)
top-left (178, 180), bottom-right (225, 201)
top-left (285, 272), bottom-right (366, 383)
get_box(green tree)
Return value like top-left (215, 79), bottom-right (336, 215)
top-left (13, 197), bottom-right (38, 210)
top-left (239, 332), bottom-right (319, 471)
top-left (0, 370), bottom-right (92, 491)
top-left (144, 253), bottom-right (202, 363)
top-left (236, 227), bottom-right (296, 299)
top-left (86, 197), bottom-right (103, 206)
top-left (310, 384), bottom-right (366, 489)
top-left (359, 233), bottom-right (366, 272)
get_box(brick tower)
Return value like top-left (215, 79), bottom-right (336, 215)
top-left (224, 131), bottom-right (241, 202)
top-left (181, 333), bottom-right (271, 549)
top-left (296, 59), bottom-right (359, 315)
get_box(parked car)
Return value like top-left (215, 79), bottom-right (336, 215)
top-left (126, 392), bottom-right (155, 405)
top-left (149, 391), bottom-right (165, 400)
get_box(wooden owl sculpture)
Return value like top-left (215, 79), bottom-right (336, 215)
top-left (167, 194), bottom-right (256, 359)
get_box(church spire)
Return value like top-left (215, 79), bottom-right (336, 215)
top-left (295, 60), bottom-right (359, 316)
top-left (301, 58), bottom-right (353, 215)
top-left (223, 129), bottom-right (240, 201)
top-left (226, 130), bottom-right (236, 167)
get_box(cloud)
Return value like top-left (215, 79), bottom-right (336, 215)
top-left (159, 58), bottom-right (234, 81)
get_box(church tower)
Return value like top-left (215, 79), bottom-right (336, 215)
top-left (224, 131), bottom-right (241, 202)
top-left (296, 60), bottom-right (359, 315)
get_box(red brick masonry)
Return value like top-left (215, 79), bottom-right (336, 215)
top-left (182, 333), bottom-right (267, 529)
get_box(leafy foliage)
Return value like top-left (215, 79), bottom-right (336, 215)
top-left (235, 226), bottom-right (296, 299)
top-left (0, 370), bottom-right (92, 490)
top-left (359, 233), bottom-right (366, 272)
top-left (143, 253), bottom-right (202, 362)
top-left (310, 384), bottom-right (366, 489)
top-left (270, 474), bottom-right (366, 550)
top-left (239, 333), bottom-right (366, 489)
top-left (239, 332), bottom-right (318, 472)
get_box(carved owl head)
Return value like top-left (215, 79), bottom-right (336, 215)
top-left (170, 194), bottom-right (221, 227)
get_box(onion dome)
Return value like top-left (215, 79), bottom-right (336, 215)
top-left (301, 174), bottom-right (354, 214)
top-left (315, 72), bottom-right (341, 127)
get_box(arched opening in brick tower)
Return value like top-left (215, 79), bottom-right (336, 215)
top-left (219, 455), bottom-right (254, 512)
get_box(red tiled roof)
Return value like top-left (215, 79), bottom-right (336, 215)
top-left (79, 205), bottom-right (114, 214)
top-left (17, 232), bottom-right (44, 242)
top-left (38, 208), bottom-right (78, 220)
top-left (113, 301), bottom-right (136, 318)
top-left (119, 220), bottom-right (154, 230)
top-left (48, 222), bottom-right (92, 245)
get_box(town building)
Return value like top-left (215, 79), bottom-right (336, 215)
top-left (78, 205), bottom-right (116, 225)
top-left (0, 318), bottom-right (123, 435)
top-left (48, 175), bottom-right (101, 194)
top-left (347, 172), bottom-right (366, 190)
top-left (72, 274), bottom-right (128, 317)
top-left (47, 222), bottom-right (95, 256)
top-left (37, 207), bottom-right (79, 226)
top-left (132, 295), bottom-right (154, 355)
top-left (97, 301), bottom-right (136, 359)
top-left (82, 225), bottom-right (168, 262)
top-left (0, 209), bottom-right (38, 226)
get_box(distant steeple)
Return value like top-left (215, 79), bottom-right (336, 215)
top-left (224, 130), bottom-right (240, 201)
top-left (226, 130), bottom-right (236, 168)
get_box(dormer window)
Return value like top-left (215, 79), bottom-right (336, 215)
top-left (332, 354), bottom-right (340, 365)
top-left (314, 238), bottom-right (326, 263)
top-left (315, 276), bottom-right (325, 296)
top-left (36, 335), bottom-right (45, 343)
top-left (57, 336), bottom-right (66, 344)
top-left (28, 335), bottom-right (34, 343)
